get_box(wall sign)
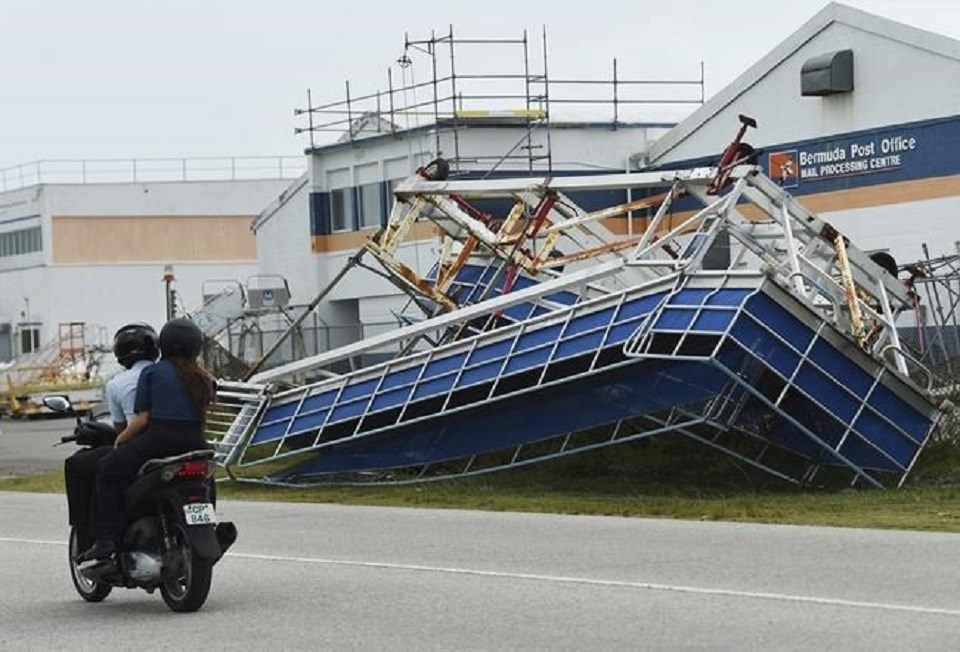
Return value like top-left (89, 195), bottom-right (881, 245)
top-left (768, 134), bottom-right (920, 188)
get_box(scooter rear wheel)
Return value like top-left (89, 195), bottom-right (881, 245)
top-left (159, 522), bottom-right (213, 613)
top-left (68, 528), bottom-right (112, 602)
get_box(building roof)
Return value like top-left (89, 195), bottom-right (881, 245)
top-left (648, 2), bottom-right (960, 162)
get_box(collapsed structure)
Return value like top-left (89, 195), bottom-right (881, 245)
top-left (206, 157), bottom-right (947, 489)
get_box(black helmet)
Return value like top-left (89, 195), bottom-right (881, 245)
top-left (158, 318), bottom-right (204, 359)
top-left (113, 323), bottom-right (159, 369)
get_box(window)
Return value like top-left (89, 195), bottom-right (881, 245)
top-left (0, 226), bottom-right (42, 259)
top-left (19, 324), bottom-right (40, 355)
top-left (0, 324), bottom-right (11, 362)
top-left (358, 183), bottom-right (382, 228)
top-left (330, 188), bottom-right (355, 232)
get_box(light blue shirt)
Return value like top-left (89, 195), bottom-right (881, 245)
top-left (105, 359), bottom-right (153, 424)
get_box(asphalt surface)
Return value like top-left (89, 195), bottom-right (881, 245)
top-left (3, 492), bottom-right (960, 650)
top-left (0, 417), bottom-right (75, 477)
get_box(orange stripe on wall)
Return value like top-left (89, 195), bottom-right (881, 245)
top-left (52, 215), bottom-right (256, 263)
top-left (311, 222), bottom-right (440, 253)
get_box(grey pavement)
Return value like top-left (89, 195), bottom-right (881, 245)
top-left (3, 492), bottom-right (960, 650)
top-left (0, 417), bottom-right (75, 477)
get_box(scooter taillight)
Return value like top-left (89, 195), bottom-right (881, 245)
top-left (176, 460), bottom-right (211, 478)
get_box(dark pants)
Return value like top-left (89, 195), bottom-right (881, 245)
top-left (93, 420), bottom-right (206, 543)
top-left (64, 446), bottom-right (113, 548)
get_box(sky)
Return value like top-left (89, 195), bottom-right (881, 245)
top-left (1, 0), bottom-right (958, 171)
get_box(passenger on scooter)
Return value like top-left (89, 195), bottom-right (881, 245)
top-left (79, 318), bottom-right (214, 563)
top-left (64, 323), bottom-right (158, 552)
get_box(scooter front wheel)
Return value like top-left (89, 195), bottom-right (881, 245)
top-left (68, 528), bottom-right (112, 602)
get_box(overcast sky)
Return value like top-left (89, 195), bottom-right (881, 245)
top-left (1, 0), bottom-right (958, 171)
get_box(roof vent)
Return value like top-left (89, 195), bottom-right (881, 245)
top-left (801, 50), bottom-right (853, 96)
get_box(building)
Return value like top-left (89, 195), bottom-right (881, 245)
top-left (0, 157), bottom-right (300, 362)
top-left (649, 2), bottom-right (960, 266)
top-left (248, 2), bottom-right (960, 364)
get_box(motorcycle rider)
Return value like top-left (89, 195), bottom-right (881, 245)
top-left (64, 323), bottom-right (158, 553)
top-left (80, 318), bottom-right (214, 562)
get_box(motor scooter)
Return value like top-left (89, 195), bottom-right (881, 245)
top-left (48, 395), bottom-right (236, 612)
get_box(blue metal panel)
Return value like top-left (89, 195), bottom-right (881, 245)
top-left (705, 289), bottom-right (751, 305)
top-left (544, 290), bottom-right (579, 305)
top-left (555, 332), bottom-right (604, 358)
top-left (467, 339), bottom-right (512, 365)
top-left (504, 347), bottom-right (552, 374)
top-left (516, 324), bottom-right (564, 350)
top-left (341, 378), bottom-right (380, 401)
top-left (261, 400), bottom-right (299, 424)
top-left (424, 353), bottom-right (468, 379)
top-left (692, 310), bottom-right (734, 332)
top-left (728, 318), bottom-right (801, 378)
top-left (457, 360), bottom-right (503, 387)
top-left (745, 293), bottom-right (813, 352)
top-left (674, 288), bottom-right (713, 305)
top-left (807, 339), bottom-right (873, 398)
top-left (655, 308), bottom-right (695, 330)
top-left (329, 400), bottom-right (369, 422)
top-left (850, 410), bottom-right (914, 468)
top-left (795, 364), bottom-right (860, 422)
top-left (303, 390), bottom-right (339, 410)
top-left (370, 386), bottom-right (413, 411)
top-left (380, 366), bottom-right (422, 390)
top-left (290, 410), bottom-right (329, 433)
top-left (251, 420), bottom-right (289, 444)
top-left (284, 359), bottom-right (727, 475)
top-left (867, 384), bottom-right (929, 443)
top-left (564, 308), bottom-right (614, 335)
top-left (413, 375), bottom-right (457, 400)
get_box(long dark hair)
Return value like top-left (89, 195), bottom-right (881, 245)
top-left (168, 355), bottom-right (215, 426)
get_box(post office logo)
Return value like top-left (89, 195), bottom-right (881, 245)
top-left (768, 150), bottom-right (799, 188)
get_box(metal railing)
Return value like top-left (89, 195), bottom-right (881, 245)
top-left (0, 156), bottom-right (307, 192)
top-left (295, 26), bottom-right (702, 172)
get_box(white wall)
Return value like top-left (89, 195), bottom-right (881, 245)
top-left (0, 265), bottom-right (47, 330)
top-left (655, 23), bottom-right (960, 162)
top-left (824, 196), bottom-right (960, 263)
top-left (46, 261), bottom-right (257, 340)
top-left (43, 179), bottom-right (291, 217)
top-left (253, 177), bottom-right (319, 305)
top-left (0, 177), bottom-right (293, 354)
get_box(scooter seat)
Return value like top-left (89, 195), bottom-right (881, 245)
top-left (137, 449), bottom-right (214, 477)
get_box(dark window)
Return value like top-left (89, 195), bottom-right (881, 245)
top-left (358, 183), bottom-right (382, 228)
top-left (19, 325), bottom-right (40, 355)
top-left (330, 188), bottom-right (355, 232)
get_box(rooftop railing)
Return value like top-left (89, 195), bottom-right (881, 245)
top-left (0, 156), bottom-right (307, 192)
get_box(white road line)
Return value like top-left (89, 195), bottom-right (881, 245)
top-left (4, 536), bottom-right (960, 618)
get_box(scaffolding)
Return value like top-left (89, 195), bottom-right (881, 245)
top-left (899, 243), bottom-right (960, 386)
top-left (294, 26), bottom-right (704, 174)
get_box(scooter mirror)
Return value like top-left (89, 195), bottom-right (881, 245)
top-left (43, 395), bottom-right (73, 413)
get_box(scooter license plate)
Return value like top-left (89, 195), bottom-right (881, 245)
top-left (183, 503), bottom-right (217, 526)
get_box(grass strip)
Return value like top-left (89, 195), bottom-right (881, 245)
top-left (6, 468), bottom-right (960, 533)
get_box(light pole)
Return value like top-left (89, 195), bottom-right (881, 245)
top-left (162, 265), bottom-right (176, 321)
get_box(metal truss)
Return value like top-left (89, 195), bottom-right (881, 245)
top-left (207, 165), bottom-right (945, 488)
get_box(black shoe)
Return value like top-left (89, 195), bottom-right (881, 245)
top-left (77, 540), bottom-right (117, 563)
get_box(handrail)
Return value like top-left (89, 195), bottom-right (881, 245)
top-left (786, 272), bottom-right (841, 320)
top-left (879, 344), bottom-right (935, 392)
top-left (0, 156), bottom-right (306, 192)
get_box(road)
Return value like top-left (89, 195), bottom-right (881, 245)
top-left (0, 417), bottom-right (74, 477)
top-left (3, 492), bottom-right (960, 650)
